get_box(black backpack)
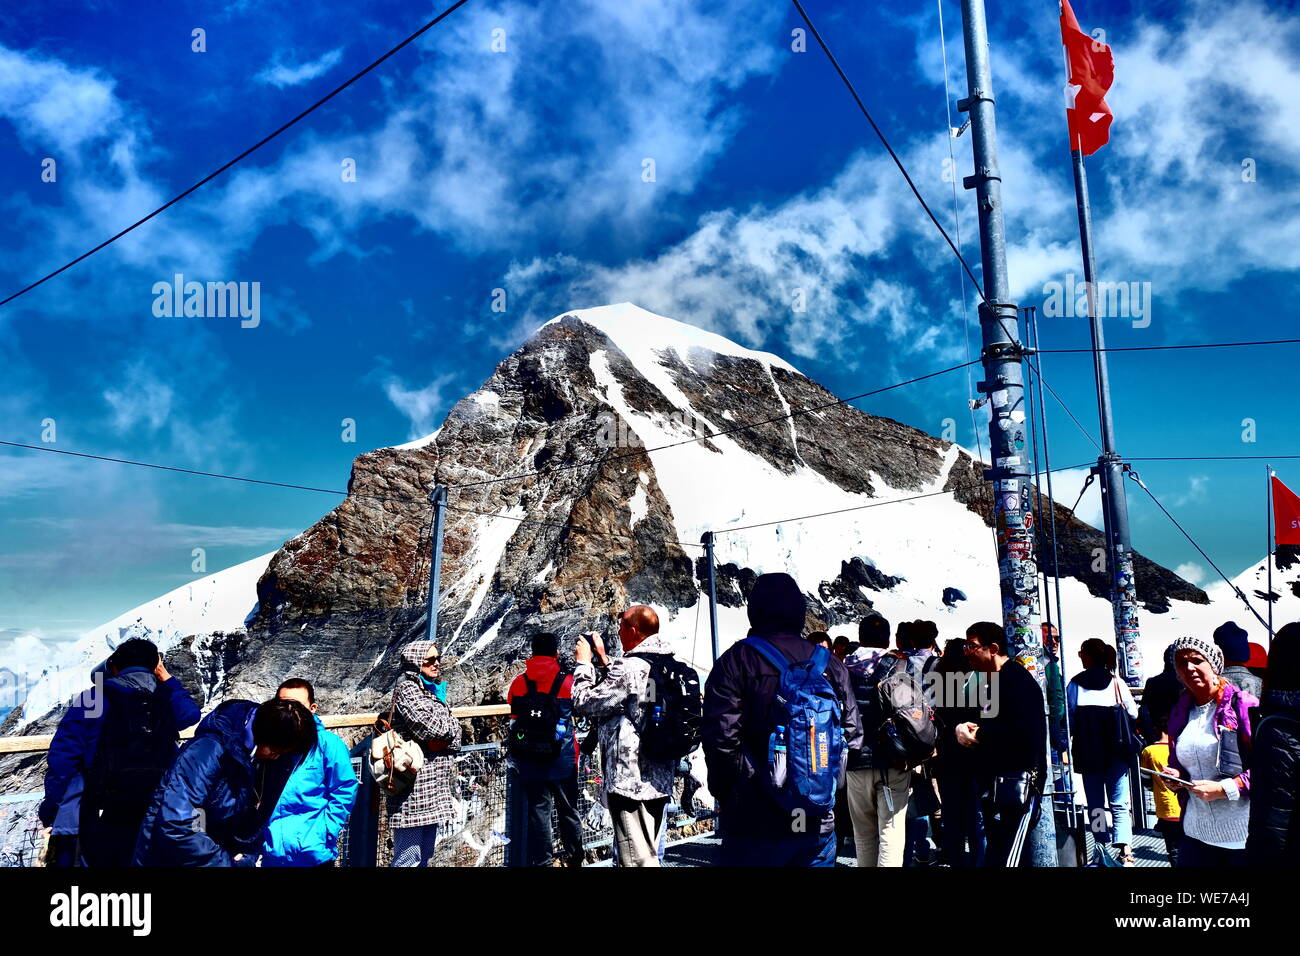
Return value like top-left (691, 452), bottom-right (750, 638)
top-left (629, 653), bottom-right (702, 762)
top-left (509, 671), bottom-right (569, 761)
top-left (85, 684), bottom-right (179, 817)
top-left (862, 653), bottom-right (938, 770)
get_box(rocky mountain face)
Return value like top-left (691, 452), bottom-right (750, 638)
top-left (216, 304), bottom-right (1206, 713)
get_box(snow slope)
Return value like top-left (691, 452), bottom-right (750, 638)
top-left (17, 552), bottom-right (275, 726)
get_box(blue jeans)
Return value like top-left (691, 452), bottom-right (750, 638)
top-left (1083, 761), bottom-right (1133, 847)
top-left (937, 774), bottom-right (985, 867)
top-left (719, 829), bottom-right (837, 867)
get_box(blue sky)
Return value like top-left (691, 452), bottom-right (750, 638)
top-left (2, 0), bottom-right (1298, 669)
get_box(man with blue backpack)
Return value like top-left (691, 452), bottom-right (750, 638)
top-left (702, 572), bottom-right (862, 867)
top-left (506, 632), bottom-right (583, 867)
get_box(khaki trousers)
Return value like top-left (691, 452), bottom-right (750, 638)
top-left (607, 793), bottom-right (668, 867)
top-left (846, 767), bottom-right (912, 867)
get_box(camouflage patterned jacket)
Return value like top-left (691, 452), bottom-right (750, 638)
top-left (572, 634), bottom-right (676, 802)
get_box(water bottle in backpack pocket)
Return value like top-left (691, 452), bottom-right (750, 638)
top-left (746, 638), bottom-right (844, 816)
top-left (770, 725), bottom-right (788, 789)
top-left (627, 652), bottom-right (703, 762)
top-left (508, 671), bottom-right (569, 761)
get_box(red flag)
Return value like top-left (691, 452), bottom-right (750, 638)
top-left (1274, 475), bottom-right (1300, 546)
top-left (1060, 0), bottom-right (1114, 155)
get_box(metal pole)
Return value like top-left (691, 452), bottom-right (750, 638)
top-left (1070, 147), bottom-right (1144, 689)
top-left (1267, 464), bottom-right (1275, 643)
top-left (702, 532), bottom-right (720, 664)
top-left (958, 0), bottom-right (1057, 865)
top-left (427, 485), bottom-right (448, 643)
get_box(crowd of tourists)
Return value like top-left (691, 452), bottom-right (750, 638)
top-left (37, 570), bottom-right (1300, 867)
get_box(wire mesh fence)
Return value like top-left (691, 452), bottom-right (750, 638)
top-left (0, 714), bottom-right (716, 868)
top-left (1, 792), bottom-right (45, 867)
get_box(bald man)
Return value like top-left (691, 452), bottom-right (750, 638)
top-left (573, 605), bottom-right (677, 866)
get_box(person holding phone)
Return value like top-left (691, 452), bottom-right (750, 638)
top-left (572, 606), bottom-right (680, 867)
top-left (1162, 634), bottom-right (1257, 867)
top-left (1139, 727), bottom-right (1183, 866)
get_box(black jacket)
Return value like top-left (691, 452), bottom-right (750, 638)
top-left (1247, 696), bottom-right (1300, 866)
top-left (702, 631), bottom-right (864, 838)
top-left (972, 659), bottom-right (1046, 780)
top-left (934, 669), bottom-right (986, 780)
top-left (1138, 668), bottom-right (1181, 744)
top-left (1067, 666), bottom-right (1138, 775)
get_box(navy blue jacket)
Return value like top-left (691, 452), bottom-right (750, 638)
top-left (133, 699), bottom-right (300, 867)
top-left (39, 667), bottom-right (201, 834)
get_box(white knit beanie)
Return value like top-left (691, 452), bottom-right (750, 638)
top-left (1170, 634), bottom-right (1223, 674)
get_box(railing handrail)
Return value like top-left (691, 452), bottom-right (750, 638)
top-left (0, 704), bottom-right (511, 755)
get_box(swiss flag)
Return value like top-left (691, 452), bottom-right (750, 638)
top-left (1274, 475), bottom-right (1300, 546)
top-left (1060, 0), bottom-right (1114, 155)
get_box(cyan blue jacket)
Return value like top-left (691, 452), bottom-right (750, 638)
top-left (133, 699), bottom-right (299, 867)
top-left (261, 715), bottom-right (358, 866)
top-left (39, 666), bottom-right (201, 834)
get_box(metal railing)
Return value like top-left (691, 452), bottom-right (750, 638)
top-left (2, 706), bottom-right (714, 867)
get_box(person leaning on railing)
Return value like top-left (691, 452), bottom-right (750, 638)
top-left (386, 641), bottom-right (461, 867)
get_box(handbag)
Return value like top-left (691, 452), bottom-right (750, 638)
top-left (1112, 679), bottom-right (1144, 757)
top-left (992, 770), bottom-right (1034, 810)
top-left (369, 696), bottom-right (424, 797)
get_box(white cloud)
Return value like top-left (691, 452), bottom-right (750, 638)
top-left (0, 630), bottom-right (63, 694)
top-left (255, 48), bottom-right (344, 88)
top-left (104, 361), bottom-right (174, 433)
top-left (1052, 466), bottom-right (1105, 527)
top-left (1171, 474), bottom-right (1210, 508)
top-left (0, 46), bottom-right (125, 155)
top-left (497, 147), bottom-right (973, 369)
top-left (384, 372), bottom-right (460, 439)
top-left (23, 517), bottom-right (296, 549)
top-left (1175, 561), bottom-right (1207, 585)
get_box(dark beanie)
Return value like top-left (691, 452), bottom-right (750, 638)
top-left (1213, 621), bottom-right (1250, 664)
top-left (747, 572), bottom-right (807, 635)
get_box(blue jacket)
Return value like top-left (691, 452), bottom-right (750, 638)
top-left (261, 715), bottom-right (358, 866)
top-left (39, 667), bottom-right (201, 834)
top-left (133, 699), bottom-right (296, 867)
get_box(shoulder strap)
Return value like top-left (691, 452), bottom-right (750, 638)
top-left (744, 636), bottom-right (791, 676)
top-left (626, 651), bottom-right (667, 668)
top-left (808, 644), bottom-right (832, 675)
top-left (523, 675), bottom-right (536, 695)
top-left (1254, 712), bottom-right (1300, 741)
top-left (549, 670), bottom-right (568, 697)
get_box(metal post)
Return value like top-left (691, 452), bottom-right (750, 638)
top-left (1267, 464), bottom-right (1275, 643)
top-left (1070, 147), bottom-right (1144, 688)
top-left (701, 532), bottom-right (720, 664)
top-left (427, 485), bottom-right (448, 643)
top-left (958, 0), bottom-right (1057, 865)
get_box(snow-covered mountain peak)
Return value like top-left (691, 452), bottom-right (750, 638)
top-left (543, 302), bottom-right (802, 377)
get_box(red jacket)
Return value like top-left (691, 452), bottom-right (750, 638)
top-left (508, 656), bottom-right (580, 777)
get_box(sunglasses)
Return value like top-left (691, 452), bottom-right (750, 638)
top-left (423, 656), bottom-right (441, 665)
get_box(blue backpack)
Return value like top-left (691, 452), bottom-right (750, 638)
top-left (745, 637), bottom-right (845, 816)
